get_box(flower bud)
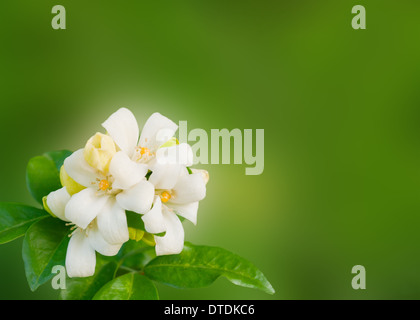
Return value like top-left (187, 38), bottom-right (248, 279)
top-left (128, 227), bottom-right (145, 242)
top-left (142, 232), bottom-right (156, 246)
top-left (84, 132), bottom-right (116, 173)
top-left (60, 165), bottom-right (85, 195)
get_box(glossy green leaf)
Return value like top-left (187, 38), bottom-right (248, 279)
top-left (118, 239), bottom-right (149, 257)
top-left (144, 242), bottom-right (275, 294)
top-left (59, 258), bottom-right (118, 300)
top-left (0, 203), bottom-right (48, 244)
top-left (93, 273), bottom-right (159, 300)
top-left (26, 150), bottom-right (72, 204)
top-left (22, 217), bottom-right (70, 291)
top-left (44, 150), bottom-right (73, 171)
top-left (121, 244), bottom-right (156, 271)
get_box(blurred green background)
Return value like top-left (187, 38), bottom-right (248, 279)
top-left (1, 0), bottom-right (420, 299)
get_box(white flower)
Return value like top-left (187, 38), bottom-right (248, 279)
top-left (45, 107), bottom-right (206, 276)
top-left (102, 108), bottom-right (194, 190)
top-left (46, 187), bottom-right (123, 277)
top-left (46, 145), bottom-right (154, 277)
top-left (62, 148), bottom-right (154, 241)
top-left (142, 167), bottom-right (207, 255)
top-left (65, 224), bottom-right (121, 278)
top-left (100, 108), bottom-right (207, 255)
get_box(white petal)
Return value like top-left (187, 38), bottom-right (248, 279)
top-left (155, 143), bottom-right (193, 166)
top-left (96, 198), bottom-right (129, 245)
top-left (46, 187), bottom-right (71, 221)
top-left (178, 166), bottom-right (190, 177)
top-left (65, 229), bottom-right (96, 278)
top-left (155, 207), bottom-right (184, 256)
top-left (88, 223), bottom-right (122, 256)
top-left (148, 163), bottom-right (182, 190)
top-left (102, 108), bottom-right (139, 157)
top-left (109, 151), bottom-right (148, 190)
top-left (142, 196), bottom-right (166, 234)
top-left (190, 169), bottom-right (209, 185)
top-left (64, 149), bottom-right (98, 187)
top-left (65, 188), bottom-right (109, 229)
top-left (168, 201), bottom-right (199, 225)
top-left (170, 173), bottom-right (206, 204)
top-left (116, 179), bottom-right (154, 214)
top-left (139, 113), bottom-right (177, 151)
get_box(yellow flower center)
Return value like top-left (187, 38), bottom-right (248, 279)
top-left (98, 179), bottom-right (110, 191)
top-left (160, 191), bottom-right (171, 203)
top-left (140, 147), bottom-right (151, 157)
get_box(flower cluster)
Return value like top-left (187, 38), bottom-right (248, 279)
top-left (44, 108), bottom-right (208, 277)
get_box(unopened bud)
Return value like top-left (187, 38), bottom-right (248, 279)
top-left (141, 232), bottom-right (156, 246)
top-left (60, 165), bottom-right (85, 195)
top-left (128, 227), bottom-right (145, 242)
top-left (84, 132), bottom-right (117, 173)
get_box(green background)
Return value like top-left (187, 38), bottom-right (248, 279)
top-left (1, 0), bottom-right (420, 299)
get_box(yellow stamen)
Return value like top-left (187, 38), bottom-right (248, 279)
top-left (140, 147), bottom-right (151, 157)
top-left (98, 179), bottom-right (110, 191)
top-left (160, 191), bottom-right (171, 203)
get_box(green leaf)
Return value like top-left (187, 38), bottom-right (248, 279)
top-left (59, 257), bottom-right (118, 300)
top-left (44, 150), bottom-right (73, 171)
top-left (0, 203), bottom-right (48, 244)
top-left (93, 273), bottom-right (159, 300)
top-left (118, 239), bottom-right (149, 258)
top-left (144, 242), bottom-right (275, 294)
top-left (121, 244), bottom-right (156, 271)
top-left (26, 150), bottom-right (72, 204)
top-left (22, 217), bottom-right (70, 291)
